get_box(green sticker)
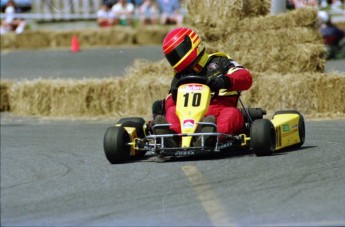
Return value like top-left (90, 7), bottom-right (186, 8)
top-left (283, 124), bottom-right (290, 132)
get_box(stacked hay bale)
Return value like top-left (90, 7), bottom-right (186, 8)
top-left (185, 0), bottom-right (271, 40)
top-left (6, 60), bottom-right (171, 117)
top-left (3, 0), bottom-right (345, 118)
top-left (0, 26), bottom-right (172, 49)
top-left (188, 4), bottom-right (325, 73)
top-left (248, 72), bottom-right (345, 117)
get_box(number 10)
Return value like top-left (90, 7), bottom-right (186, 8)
top-left (183, 93), bottom-right (201, 107)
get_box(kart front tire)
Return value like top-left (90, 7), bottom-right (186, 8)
top-left (250, 119), bottom-right (276, 156)
top-left (104, 126), bottom-right (131, 164)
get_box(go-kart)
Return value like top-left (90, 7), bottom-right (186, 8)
top-left (103, 75), bottom-right (305, 164)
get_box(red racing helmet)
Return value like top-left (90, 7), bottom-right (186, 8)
top-left (162, 27), bottom-right (206, 73)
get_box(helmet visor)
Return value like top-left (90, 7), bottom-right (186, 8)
top-left (165, 36), bottom-right (192, 67)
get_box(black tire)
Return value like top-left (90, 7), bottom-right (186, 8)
top-left (117, 117), bottom-right (145, 125)
top-left (273, 110), bottom-right (305, 147)
top-left (104, 126), bottom-right (131, 164)
top-left (250, 119), bottom-right (276, 156)
top-left (117, 117), bottom-right (146, 138)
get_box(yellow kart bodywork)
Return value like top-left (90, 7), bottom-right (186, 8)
top-left (176, 83), bottom-right (211, 147)
top-left (271, 112), bottom-right (304, 151)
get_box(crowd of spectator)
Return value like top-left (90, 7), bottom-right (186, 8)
top-left (97, 0), bottom-right (186, 27)
top-left (286, 0), bottom-right (344, 11)
top-left (0, 0), bottom-right (186, 34)
top-left (1, 0), bottom-right (343, 38)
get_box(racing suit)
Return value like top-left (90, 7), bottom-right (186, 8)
top-left (164, 52), bottom-right (252, 134)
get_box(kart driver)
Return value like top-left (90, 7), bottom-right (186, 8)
top-left (153, 27), bottom-right (252, 147)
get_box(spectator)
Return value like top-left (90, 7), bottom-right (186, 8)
top-left (320, 0), bottom-right (329, 8)
top-left (138, 0), bottom-right (159, 25)
top-left (157, 0), bottom-right (183, 26)
top-left (129, 0), bottom-right (144, 7)
top-left (292, 0), bottom-right (319, 9)
top-left (179, 0), bottom-right (188, 17)
top-left (103, 0), bottom-right (117, 7)
top-left (96, 4), bottom-right (115, 27)
top-left (111, 0), bottom-right (135, 26)
top-left (330, 0), bottom-right (344, 12)
top-left (318, 11), bottom-right (345, 59)
top-left (0, 0), bottom-right (26, 35)
top-left (286, 0), bottom-right (296, 9)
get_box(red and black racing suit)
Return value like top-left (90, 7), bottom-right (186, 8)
top-left (164, 52), bottom-right (252, 135)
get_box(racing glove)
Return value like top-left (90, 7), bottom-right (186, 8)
top-left (152, 99), bottom-right (165, 119)
top-left (208, 75), bottom-right (231, 91)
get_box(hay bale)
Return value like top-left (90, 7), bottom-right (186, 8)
top-left (0, 33), bottom-right (16, 49)
top-left (241, 72), bottom-right (345, 117)
top-left (8, 72), bottom-right (171, 117)
top-left (6, 70), bottom-right (345, 118)
top-left (1, 30), bottom-right (51, 49)
top-left (9, 80), bottom-right (52, 115)
top-left (1, 26), bottom-right (149, 50)
top-left (50, 27), bottom-right (136, 48)
top-left (186, 0), bottom-right (242, 36)
top-left (135, 25), bottom-right (172, 44)
top-left (228, 43), bottom-right (325, 73)
top-left (50, 30), bottom-right (74, 48)
top-left (185, 3), bottom-right (324, 74)
top-left (185, 0), bottom-right (270, 42)
top-left (18, 31), bottom-right (51, 49)
top-left (78, 27), bottom-right (136, 46)
top-left (126, 59), bottom-right (172, 79)
top-left (244, 0), bottom-right (271, 17)
top-left (237, 7), bottom-right (319, 33)
top-left (0, 80), bottom-right (13, 111)
top-left (186, 0), bottom-right (270, 26)
top-left (225, 27), bottom-right (323, 52)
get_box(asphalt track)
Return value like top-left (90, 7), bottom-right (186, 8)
top-left (1, 46), bottom-right (165, 79)
top-left (1, 47), bottom-right (345, 226)
top-left (1, 46), bottom-right (345, 79)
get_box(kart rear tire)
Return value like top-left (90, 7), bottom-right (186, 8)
top-left (273, 110), bottom-right (305, 147)
top-left (104, 126), bottom-right (131, 164)
top-left (117, 117), bottom-right (145, 125)
top-left (250, 119), bottom-right (276, 156)
top-left (117, 117), bottom-right (146, 138)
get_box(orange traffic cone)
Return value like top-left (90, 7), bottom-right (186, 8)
top-left (70, 35), bottom-right (80, 52)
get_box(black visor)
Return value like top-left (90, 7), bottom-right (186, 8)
top-left (165, 36), bottom-right (192, 66)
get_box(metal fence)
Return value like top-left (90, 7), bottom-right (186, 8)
top-left (33, 0), bottom-right (102, 13)
top-left (1, 0), bottom-right (104, 20)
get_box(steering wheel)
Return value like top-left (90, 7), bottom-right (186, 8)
top-left (175, 75), bottom-right (220, 99)
top-left (175, 75), bottom-right (209, 87)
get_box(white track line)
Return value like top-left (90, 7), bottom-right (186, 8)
top-left (182, 165), bottom-right (237, 226)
